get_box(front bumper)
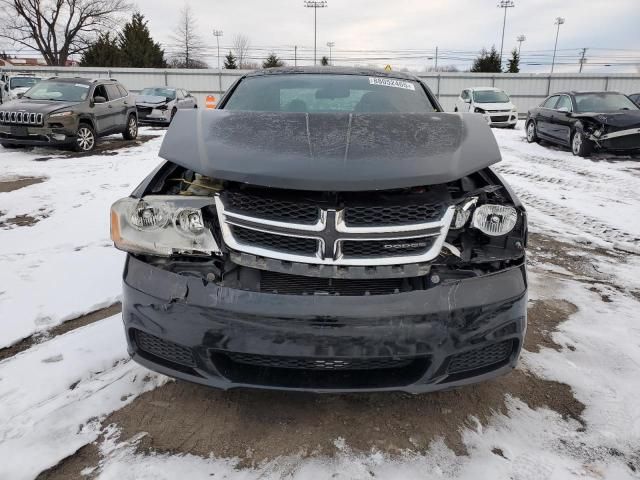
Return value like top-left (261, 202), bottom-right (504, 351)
top-left (0, 124), bottom-right (76, 146)
top-left (484, 113), bottom-right (518, 127)
top-left (137, 107), bottom-right (171, 124)
top-left (123, 255), bottom-right (527, 393)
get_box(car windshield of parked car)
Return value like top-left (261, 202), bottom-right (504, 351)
top-left (473, 90), bottom-right (510, 103)
top-left (23, 81), bottom-right (90, 102)
top-left (574, 93), bottom-right (639, 112)
top-left (223, 74), bottom-right (437, 113)
top-left (10, 77), bottom-right (40, 89)
top-left (140, 87), bottom-right (176, 100)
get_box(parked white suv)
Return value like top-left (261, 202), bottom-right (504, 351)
top-left (0, 73), bottom-right (41, 103)
top-left (454, 87), bottom-right (517, 128)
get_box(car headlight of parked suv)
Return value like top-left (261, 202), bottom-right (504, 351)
top-left (474, 107), bottom-right (485, 114)
top-left (49, 111), bottom-right (74, 118)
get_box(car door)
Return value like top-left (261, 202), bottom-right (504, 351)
top-left (91, 84), bottom-right (112, 133)
top-left (548, 95), bottom-right (574, 145)
top-left (184, 90), bottom-right (197, 108)
top-left (535, 95), bottom-right (559, 139)
top-left (106, 84), bottom-right (127, 130)
top-left (175, 89), bottom-right (186, 110)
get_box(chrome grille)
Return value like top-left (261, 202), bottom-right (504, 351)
top-left (0, 110), bottom-right (44, 125)
top-left (215, 194), bottom-right (454, 266)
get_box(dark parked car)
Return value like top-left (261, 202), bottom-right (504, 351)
top-left (136, 86), bottom-right (197, 125)
top-left (110, 67), bottom-right (528, 393)
top-left (0, 77), bottom-right (138, 152)
top-left (526, 91), bottom-right (640, 157)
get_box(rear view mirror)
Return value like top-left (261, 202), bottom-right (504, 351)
top-left (315, 86), bottom-right (350, 99)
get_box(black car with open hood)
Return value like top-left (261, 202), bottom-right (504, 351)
top-left (526, 91), bottom-right (640, 157)
top-left (111, 67), bottom-right (527, 393)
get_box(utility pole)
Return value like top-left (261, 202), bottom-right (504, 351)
top-left (517, 35), bottom-right (526, 56)
top-left (294, 45), bottom-right (298, 67)
top-left (497, 1), bottom-right (515, 69)
top-left (326, 41), bottom-right (335, 65)
top-left (304, 1), bottom-right (328, 65)
top-left (551, 17), bottom-right (565, 73)
top-left (212, 30), bottom-right (223, 94)
top-left (578, 47), bottom-right (588, 73)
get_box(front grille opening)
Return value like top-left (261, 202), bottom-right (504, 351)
top-left (224, 191), bottom-right (319, 224)
top-left (446, 340), bottom-right (515, 376)
top-left (345, 204), bottom-right (443, 226)
top-left (133, 329), bottom-right (197, 369)
top-left (259, 270), bottom-right (417, 295)
top-left (211, 352), bottom-right (430, 389)
top-left (341, 237), bottom-right (434, 258)
top-left (232, 226), bottom-right (318, 255)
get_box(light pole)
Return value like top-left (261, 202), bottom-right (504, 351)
top-left (551, 17), bottom-right (565, 73)
top-left (304, 1), bottom-right (328, 65)
top-left (326, 41), bottom-right (334, 65)
top-left (212, 30), bottom-right (223, 69)
top-left (517, 34), bottom-right (526, 56)
top-left (497, 0), bottom-right (515, 69)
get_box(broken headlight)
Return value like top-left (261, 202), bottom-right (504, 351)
top-left (471, 204), bottom-right (518, 236)
top-left (110, 196), bottom-right (220, 256)
top-left (451, 197), bottom-right (478, 229)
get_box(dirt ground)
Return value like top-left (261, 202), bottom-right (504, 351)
top-left (36, 232), bottom-right (612, 479)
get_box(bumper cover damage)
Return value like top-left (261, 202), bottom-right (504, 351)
top-left (123, 255), bottom-right (527, 393)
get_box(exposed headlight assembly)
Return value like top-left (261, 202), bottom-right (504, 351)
top-left (472, 204), bottom-right (518, 236)
top-left (110, 195), bottom-right (220, 256)
top-left (451, 197), bottom-right (477, 229)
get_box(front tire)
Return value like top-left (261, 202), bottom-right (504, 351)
top-left (169, 108), bottom-right (177, 124)
top-left (526, 120), bottom-right (538, 143)
top-left (74, 124), bottom-right (96, 152)
top-left (571, 130), bottom-right (593, 157)
top-left (122, 114), bottom-right (138, 140)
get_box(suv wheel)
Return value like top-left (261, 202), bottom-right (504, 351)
top-left (526, 121), bottom-right (538, 143)
top-left (74, 124), bottom-right (96, 152)
top-left (572, 130), bottom-right (593, 157)
top-left (123, 115), bottom-right (138, 140)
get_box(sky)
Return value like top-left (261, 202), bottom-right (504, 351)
top-left (2, 0), bottom-right (639, 72)
top-left (130, 0), bottom-right (640, 72)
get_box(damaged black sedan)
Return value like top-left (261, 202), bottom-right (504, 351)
top-left (526, 91), bottom-right (640, 157)
top-left (111, 67), bottom-right (527, 393)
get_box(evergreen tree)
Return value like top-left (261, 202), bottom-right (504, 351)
top-left (470, 46), bottom-right (502, 73)
top-left (223, 51), bottom-right (238, 69)
top-left (320, 56), bottom-right (329, 66)
top-left (507, 48), bottom-right (520, 73)
top-left (80, 33), bottom-right (122, 67)
top-left (262, 53), bottom-right (284, 69)
top-left (119, 13), bottom-right (166, 68)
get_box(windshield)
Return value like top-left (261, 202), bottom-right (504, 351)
top-left (9, 77), bottom-right (40, 89)
top-left (223, 74), bottom-right (436, 113)
top-left (23, 81), bottom-right (90, 102)
top-left (574, 93), bottom-right (639, 112)
top-left (140, 87), bottom-right (176, 99)
top-left (473, 90), bottom-right (510, 103)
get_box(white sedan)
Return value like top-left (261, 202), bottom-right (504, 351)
top-left (454, 87), bottom-right (517, 128)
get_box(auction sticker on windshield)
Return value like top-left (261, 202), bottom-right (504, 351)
top-left (368, 77), bottom-right (416, 91)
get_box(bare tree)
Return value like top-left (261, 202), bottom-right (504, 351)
top-left (170, 4), bottom-right (207, 69)
top-left (0, 0), bottom-right (130, 66)
top-left (232, 34), bottom-right (250, 69)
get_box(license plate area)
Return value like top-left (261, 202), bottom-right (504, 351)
top-left (10, 126), bottom-right (28, 136)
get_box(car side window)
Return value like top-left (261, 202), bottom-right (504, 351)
top-left (461, 90), bottom-right (469, 100)
top-left (542, 96), bottom-right (559, 109)
top-left (93, 84), bottom-right (109, 101)
top-left (555, 95), bottom-right (573, 111)
top-left (106, 84), bottom-right (121, 100)
top-left (117, 85), bottom-right (128, 97)
top-left (177, 89), bottom-right (185, 100)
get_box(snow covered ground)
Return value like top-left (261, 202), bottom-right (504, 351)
top-left (0, 123), bottom-right (639, 479)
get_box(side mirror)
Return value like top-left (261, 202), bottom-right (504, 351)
top-left (93, 96), bottom-right (107, 104)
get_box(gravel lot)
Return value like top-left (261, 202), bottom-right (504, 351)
top-left (1, 124), bottom-right (639, 480)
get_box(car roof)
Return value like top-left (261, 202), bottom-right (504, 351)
top-left (551, 90), bottom-right (624, 96)
top-left (245, 66), bottom-right (421, 81)
top-left (43, 77), bottom-right (119, 85)
top-left (468, 87), bottom-right (502, 92)
top-left (142, 86), bottom-right (177, 90)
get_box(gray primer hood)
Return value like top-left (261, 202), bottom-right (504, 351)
top-left (159, 110), bottom-right (501, 191)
